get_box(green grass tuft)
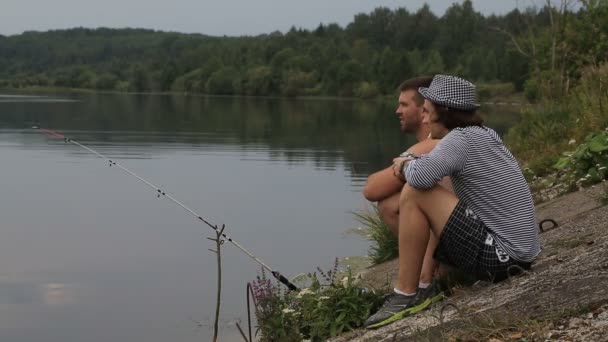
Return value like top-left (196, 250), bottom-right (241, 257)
top-left (353, 206), bottom-right (398, 265)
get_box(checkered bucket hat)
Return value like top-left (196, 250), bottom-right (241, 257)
top-left (418, 75), bottom-right (480, 111)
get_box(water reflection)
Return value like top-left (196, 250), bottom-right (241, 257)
top-left (0, 280), bottom-right (74, 306)
top-left (0, 92), bottom-right (520, 179)
top-left (42, 283), bottom-right (74, 306)
top-left (0, 94), bottom-right (79, 103)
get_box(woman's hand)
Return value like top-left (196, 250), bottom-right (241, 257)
top-left (392, 157), bottom-right (411, 182)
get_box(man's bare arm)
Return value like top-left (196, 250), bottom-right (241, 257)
top-left (363, 139), bottom-right (440, 202)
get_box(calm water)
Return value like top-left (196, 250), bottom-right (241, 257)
top-left (0, 92), bottom-right (519, 341)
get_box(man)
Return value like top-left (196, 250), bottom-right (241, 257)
top-left (363, 75), bottom-right (449, 291)
top-left (363, 76), bottom-right (435, 236)
top-left (364, 75), bottom-right (540, 329)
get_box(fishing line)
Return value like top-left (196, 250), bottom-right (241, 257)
top-left (33, 126), bottom-right (299, 291)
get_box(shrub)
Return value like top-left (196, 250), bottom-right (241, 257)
top-left (555, 130), bottom-right (608, 188)
top-left (354, 81), bottom-right (380, 99)
top-left (251, 259), bottom-right (385, 342)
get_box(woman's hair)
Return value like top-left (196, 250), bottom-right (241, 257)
top-left (432, 104), bottom-right (484, 130)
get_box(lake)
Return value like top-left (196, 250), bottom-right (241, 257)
top-left (0, 92), bottom-right (519, 341)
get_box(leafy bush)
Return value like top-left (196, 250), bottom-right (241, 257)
top-left (555, 130), bottom-right (608, 188)
top-left (505, 104), bottom-right (570, 176)
top-left (353, 206), bottom-right (398, 265)
top-left (251, 259), bottom-right (385, 342)
top-left (477, 82), bottom-right (516, 101)
top-left (507, 64), bottom-right (608, 174)
top-left (523, 78), bottom-right (540, 103)
top-left (354, 81), bottom-right (380, 99)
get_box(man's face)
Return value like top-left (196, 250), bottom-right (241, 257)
top-left (422, 100), bottom-right (449, 139)
top-left (395, 90), bottom-right (424, 133)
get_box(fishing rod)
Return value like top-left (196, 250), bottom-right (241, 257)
top-left (33, 126), bottom-right (299, 291)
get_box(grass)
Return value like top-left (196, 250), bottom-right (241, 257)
top-left (352, 205), bottom-right (398, 265)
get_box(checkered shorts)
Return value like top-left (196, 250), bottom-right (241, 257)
top-left (434, 201), bottom-right (531, 282)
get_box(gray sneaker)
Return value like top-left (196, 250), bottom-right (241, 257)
top-left (416, 280), bottom-right (446, 307)
top-left (364, 281), bottom-right (446, 329)
top-left (364, 292), bottom-right (420, 329)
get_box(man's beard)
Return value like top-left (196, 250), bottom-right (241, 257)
top-left (400, 119), bottom-right (420, 133)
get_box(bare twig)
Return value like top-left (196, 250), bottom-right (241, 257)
top-left (235, 322), bottom-right (250, 342)
top-left (488, 26), bottom-right (531, 58)
top-left (209, 224), bottom-right (226, 342)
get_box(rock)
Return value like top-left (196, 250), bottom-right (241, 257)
top-left (509, 332), bottom-right (523, 339)
top-left (569, 317), bottom-right (584, 328)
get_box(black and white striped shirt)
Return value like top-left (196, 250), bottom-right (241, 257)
top-left (405, 126), bottom-right (540, 262)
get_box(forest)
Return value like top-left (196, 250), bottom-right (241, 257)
top-left (0, 1), bottom-right (567, 98)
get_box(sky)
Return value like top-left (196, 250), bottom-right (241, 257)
top-left (1, 0), bottom-right (535, 37)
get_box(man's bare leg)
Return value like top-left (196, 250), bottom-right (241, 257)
top-left (378, 188), bottom-right (447, 284)
top-left (419, 232), bottom-right (439, 284)
top-left (397, 185), bottom-right (459, 293)
top-left (377, 193), bottom-right (400, 237)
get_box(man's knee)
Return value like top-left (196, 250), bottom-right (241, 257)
top-left (378, 198), bottom-right (397, 215)
top-left (399, 184), bottom-right (424, 207)
top-left (400, 184), bottom-right (454, 207)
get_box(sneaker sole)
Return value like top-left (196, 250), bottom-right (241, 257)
top-left (365, 291), bottom-right (445, 330)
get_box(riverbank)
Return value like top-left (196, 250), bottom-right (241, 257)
top-left (333, 185), bottom-right (608, 341)
top-left (0, 81), bottom-right (524, 104)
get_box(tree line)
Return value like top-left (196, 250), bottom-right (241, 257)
top-left (0, 1), bottom-right (598, 98)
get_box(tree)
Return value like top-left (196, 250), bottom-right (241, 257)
top-left (159, 62), bottom-right (178, 91)
top-left (376, 47), bottom-right (413, 92)
top-left (420, 50), bottom-right (445, 75)
top-left (206, 67), bottom-right (239, 95)
top-left (243, 66), bottom-right (274, 95)
top-left (336, 60), bottom-right (364, 96)
top-left (129, 64), bottom-right (150, 92)
top-left (436, 0), bottom-right (483, 69)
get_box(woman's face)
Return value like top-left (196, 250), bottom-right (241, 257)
top-left (422, 100), bottom-right (449, 139)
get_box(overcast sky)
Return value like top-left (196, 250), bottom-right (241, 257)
top-left (2, 0), bottom-right (533, 37)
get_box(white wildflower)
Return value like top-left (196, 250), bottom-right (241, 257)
top-left (282, 308), bottom-right (295, 314)
top-left (568, 139), bottom-right (576, 145)
top-left (319, 296), bottom-right (330, 300)
top-left (297, 288), bottom-right (314, 298)
top-left (599, 166), bottom-right (607, 171)
top-left (341, 276), bottom-right (350, 287)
